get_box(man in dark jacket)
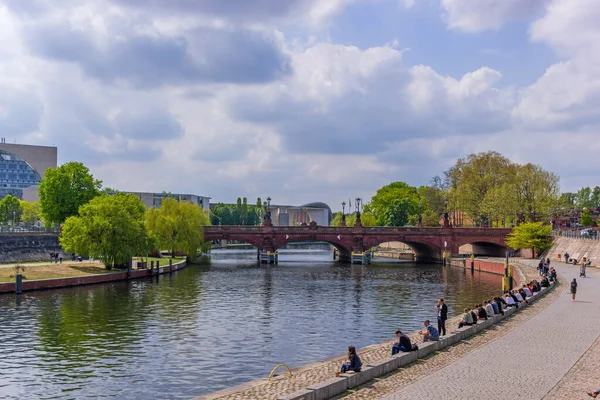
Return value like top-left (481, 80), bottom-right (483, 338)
top-left (392, 329), bottom-right (413, 355)
top-left (435, 298), bottom-right (448, 336)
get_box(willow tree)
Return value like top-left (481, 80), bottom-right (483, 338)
top-left (146, 198), bottom-right (211, 262)
top-left (60, 193), bottom-right (149, 269)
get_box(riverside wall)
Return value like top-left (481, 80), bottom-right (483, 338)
top-left (0, 233), bottom-right (61, 263)
top-left (449, 258), bottom-right (523, 285)
top-left (0, 259), bottom-right (187, 294)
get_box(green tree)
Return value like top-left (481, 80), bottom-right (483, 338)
top-left (506, 222), bottom-right (552, 256)
top-left (146, 197), bottom-right (211, 262)
top-left (39, 162), bottom-right (102, 224)
top-left (331, 212), bottom-right (376, 227)
top-left (19, 200), bottom-right (41, 224)
top-left (60, 193), bottom-right (149, 269)
top-left (384, 198), bottom-right (418, 227)
top-left (0, 195), bottom-right (22, 224)
top-left (364, 181), bottom-right (420, 225)
top-left (581, 208), bottom-right (593, 226)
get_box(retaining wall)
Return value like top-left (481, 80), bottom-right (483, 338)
top-left (450, 258), bottom-right (523, 285)
top-left (0, 259), bottom-right (187, 294)
top-left (547, 237), bottom-right (600, 264)
top-left (0, 233), bottom-right (61, 263)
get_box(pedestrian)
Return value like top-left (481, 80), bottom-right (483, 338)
top-left (564, 252), bottom-right (570, 263)
top-left (580, 264), bottom-right (586, 278)
top-left (571, 278), bottom-right (578, 302)
top-left (435, 298), bottom-right (448, 336)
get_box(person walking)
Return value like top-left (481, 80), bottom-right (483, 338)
top-left (435, 298), bottom-right (448, 336)
top-left (571, 278), bottom-right (578, 302)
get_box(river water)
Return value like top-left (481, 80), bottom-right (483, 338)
top-left (0, 247), bottom-right (501, 399)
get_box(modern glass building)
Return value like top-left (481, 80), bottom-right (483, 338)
top-left (0, 141), bottom-right (58, 201)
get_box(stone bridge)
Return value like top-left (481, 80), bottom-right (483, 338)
top-left (204, 224), bottom-right (513, 262)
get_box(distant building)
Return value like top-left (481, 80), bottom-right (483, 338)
top-left (124, 192), bottom-right (211, 212)
top-left (271, 202), bottom-right (332, 226)
top-left (0, 140), bottom-right (57, 201)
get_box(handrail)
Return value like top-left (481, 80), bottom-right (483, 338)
top-left (267, 364), bottom-right (293, 381)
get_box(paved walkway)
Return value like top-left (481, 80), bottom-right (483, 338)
top-left (383, 260), bottom-right (600, 400)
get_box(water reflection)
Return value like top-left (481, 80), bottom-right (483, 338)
top-left (0, 247), bottom-right (501, 399)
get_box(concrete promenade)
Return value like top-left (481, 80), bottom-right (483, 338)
top-left (383, 260), bottom-right (600, 400)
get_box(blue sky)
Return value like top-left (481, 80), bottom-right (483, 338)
top-left (0, 0), bottom-right (598, 209)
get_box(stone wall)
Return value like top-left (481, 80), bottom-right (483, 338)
top-left (547, 237), bottom-right (600, 264)
top-left (0, 234), bottom-right (61, 263)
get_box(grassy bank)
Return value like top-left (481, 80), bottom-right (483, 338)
top-left (0, 263), bottom-right (113, 282)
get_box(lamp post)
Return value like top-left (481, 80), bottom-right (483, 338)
top-left (443, 198), bottom-right (449, 228)
top-left (355, 198), bottom-right (361, 218)
top-left (341, 201), bottom-right (346, 225)
top-left (417, 202), bottom-right (422, 227)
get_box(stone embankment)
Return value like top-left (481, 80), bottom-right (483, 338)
top-left (196, 260), bottom-right (550, 400)
top-left (0, 259), bottom-right (187, 294)
top-left (0, 233), bottom-right (61, 263)
top-left (547, 236), bottom-right (600, 264)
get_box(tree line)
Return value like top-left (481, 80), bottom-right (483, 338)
top-left (210, 198), bottom-right (264, 226)
top-left (35, 162), bottom-right (210, 269)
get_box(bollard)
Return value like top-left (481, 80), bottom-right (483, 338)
top-left (150, 261), bottom-right (155, 275)
top-left (169, 258), bottom-right (173, 274)
top-left (156, 261), bottom-right (160, 276)
top-left (127, 259), bottom-right (132, 279)
top-left (15, 273), bottom-right (22, 294)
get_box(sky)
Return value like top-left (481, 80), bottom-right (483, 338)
top-left (1, 0), bottom-right (599, 209)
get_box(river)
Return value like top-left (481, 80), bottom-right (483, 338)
top-left (0, 247), bottom-right (501, 399)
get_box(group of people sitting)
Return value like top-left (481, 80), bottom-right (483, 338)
top-left (337, 279), bottom-right (552, 376)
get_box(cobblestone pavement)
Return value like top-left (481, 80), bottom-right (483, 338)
top-left (381, 260), bottom-right (600, 400)
top-left (198, 262), bottom-right (555, 400)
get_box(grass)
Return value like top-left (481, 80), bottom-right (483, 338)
top-left (0, 263), bottom-right (114, 283)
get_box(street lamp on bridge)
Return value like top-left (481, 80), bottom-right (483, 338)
top-left (355, 198), bottom-right (362, 220)
top-left (341, 201), bottom-right (346, 223)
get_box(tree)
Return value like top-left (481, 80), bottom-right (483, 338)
top-left (505, 222), bottom-right (552, 257)
top-left (0, 195), bottom-right (22, 224)
top-left (60, 194), bottom-right (149, 269)
top-left (581, 208), bottom-right (593, 226)
top-left (331, 212), bottom-right (376, 227)
top-left (364, 181), bottom-right (420, 225)
top-left (39, 162), bottom-right (102, 224)
top-left (19, 201), bottom-right (41, 224)
top-left (146, 197), bottom-right (211, 262)
top-left (384, 198), bottom-right (418, 227)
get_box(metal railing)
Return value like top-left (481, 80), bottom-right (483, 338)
top-left (552, 229), bottom-right (600, 241)
top-left (0, 226), bottom-right (60, 234)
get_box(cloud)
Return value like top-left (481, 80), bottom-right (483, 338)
top-left (116, 110), bottom-right (184, 141)
top-left (23, 19), bottom-right (291, 88)
top-left (230, 43), bottom-right (514, 154)
top-left (440, 0), bottom-right (550, 32)
top-left (0, 86), bottom-right (44, 136)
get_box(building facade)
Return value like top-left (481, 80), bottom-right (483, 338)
top-left (271, 202), bottom-right (332, 226)
top-left (0, 141), bottom-right (57, 201)
top-left (125, 192), bottom-right (211, 212)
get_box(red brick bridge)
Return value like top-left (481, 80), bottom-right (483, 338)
top-left (204, 223), bottom-right (513, 262)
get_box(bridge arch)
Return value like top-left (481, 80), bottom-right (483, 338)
top-left (452, 237), bottom-right (510, 257)
top-left (364, 238), bottom-right (442, 262)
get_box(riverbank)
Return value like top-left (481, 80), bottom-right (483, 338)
top-left (0, 258), bottom-right (187, 294)
top-left (195, 260), bottom-right (550, 400)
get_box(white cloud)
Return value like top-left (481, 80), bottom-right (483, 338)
top-left (440, 0), bottom-right (549, 32)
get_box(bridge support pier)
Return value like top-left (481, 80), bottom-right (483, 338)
top-left (259, 250), bottom-right (278, 264)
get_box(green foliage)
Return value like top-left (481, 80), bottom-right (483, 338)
top-left (445, 151), bottom-right (560, 225)
top-left (60, 194), bottom-right (149, 269)
top-left (506, 222), bottom-right (552, 254)
top-left (210, 198), bottom-right (262, 226)
top-left (581, 208), bottom-right (593, 226)
top-left (384, 198), bottom-right (418, 227)
top-left (0, 195), bottom-right (22, 224)
top-left (331, 212), bottom-right (376, 227)
top-left (19, 201), bottom-right (41, 224)
top-left (364, 182), bottom-right (420, 225)
top-left (146, 197), bottom-right (211, 262)
top-left (39, 162), bottom-right (102, 224)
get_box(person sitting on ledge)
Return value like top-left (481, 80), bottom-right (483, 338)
top-left (337, 346), bottom-right (362, 376)
top-left (541, 277), bottom-right (550, 287)
top-left (518, 288), bottom-right (529, 303)
top-left (490, 298), bottom-right (499, 315)
top-left (392, 329), bottom-right (413, 355)
top-left (470, 307), bottom-right (479, 324)
top-left (419, 320), bottom-right (439, 342)
top-left (504, 293), bottom-right (516, 307)
top-left (476, 304), bottom-right (488, 320)
top-left (458, 308), bottom-right (473, 328)
top-left (523, 285), bottom-right (532, 297)
top-left (514, 289), bottom-right (526, 303)
top-left (495, 297), bottom-right (505, 315)
top-left (484, 300), bottom-right (495, 317)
